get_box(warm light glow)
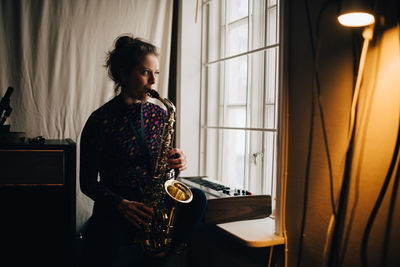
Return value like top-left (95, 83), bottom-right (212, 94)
top-left (338, 12), bottom-right (375, 27)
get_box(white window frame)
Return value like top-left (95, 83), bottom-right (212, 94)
top-left (198, 0), bottom-right (286, 233)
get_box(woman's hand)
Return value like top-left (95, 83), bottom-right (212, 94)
top-left (117, 199), bottom-right (154, 230)
top-left (167, 148), bottom-right (187, 171)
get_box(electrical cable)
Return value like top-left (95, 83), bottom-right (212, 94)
top-left (385, 22), bottom-right (400, 266)
top-left (384, 22), bottom-right (400, 267)
top-left (339, 29), bottom-right (382, 266)
top-left (296, 2), bottom-right (316, 266)
top-left (315, 1), bottom-right (337, 218)
top-left (361, 24), bottom-right (400, 267)
top-left (283, 2), bottom-right (291, 266)
top-left (337, 34), bottom-right (363, 267)
top-left (296, 1), bottom-right (334, 266)
top-left (327, 24), bottom-right (374, 267)
top-left (360, 113), bottom-right (400, 267)
top-left (360, 19), bottom-right (400, 267)
top-left (382, 134), bottom-right (400, 267)
top-left (379, 18), bottom-right (400, 267)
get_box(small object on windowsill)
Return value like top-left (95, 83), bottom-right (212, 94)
top-left (28, 136), bottom-right (45, 144)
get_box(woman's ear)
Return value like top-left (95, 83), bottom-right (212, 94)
top-left (119, 69), bottom-right (126, 84)
top-left (120, 69), bottom-right (127, 85)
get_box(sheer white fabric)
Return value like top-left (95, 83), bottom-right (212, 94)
top-left (0, 0), bottom-right (173, 231)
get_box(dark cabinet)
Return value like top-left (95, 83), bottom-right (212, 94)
top-left (0, 139), bottom-right (76, 267)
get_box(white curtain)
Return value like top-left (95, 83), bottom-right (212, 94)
top-left (0, 0), bottom-right (173, 231)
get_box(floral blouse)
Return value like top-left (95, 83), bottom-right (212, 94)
top-left (80, 95), bottom-right (167, 213)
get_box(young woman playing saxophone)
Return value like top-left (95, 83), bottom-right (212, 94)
top-left (79, 35), bottom-right (207, 267)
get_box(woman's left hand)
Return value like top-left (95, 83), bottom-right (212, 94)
top-left (167, 148), bottom-right (187, 171)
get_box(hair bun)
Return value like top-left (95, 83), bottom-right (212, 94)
top-left (115, 35), bottom-right (134, 50)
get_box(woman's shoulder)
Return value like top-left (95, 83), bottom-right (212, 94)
top-left (90, 96), bottom-right (121, 118)
top-left (83, 97), bottom-right (122, 130)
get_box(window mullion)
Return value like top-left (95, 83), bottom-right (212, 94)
top-left (218, 0), bottom-right (227, 183)
top-left (244, 0), bottom-right (252, 191)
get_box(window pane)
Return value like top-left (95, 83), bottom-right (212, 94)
top-left (226, 0), bottom-right (248, 23)
top-left (225, 56), bottom-right (247, 105)
top-left (205, 128), bottom-right (220, 179)
top-left (265, 104), bottom-right (275, 129)
top-left (251, 0), bottom-right (266, 51)
top-left (206, 0), bottom-right (274, 62)
top-left (267, 5), bottom-right (277, 45)
top-left (265, 47), bottom-right (277, 104)
top-left (226, 19), bottom-right (248, 56)
top-left (247, 130), bottom-right (263, 195)
top-left (248, 50), bottom-right (265, 128)
top-left (226, 106), bottom-right (246, 127)
top-left (263, 132), bottom-right (276, 195)
top-left (221, 129), bottom-right (246, 188)
top-left (207, 0), bottom-right (223, 62)
top-left (268, 0), bottom-right (277, 7)
top-left (204, 128), bottom-right (246, 189)
top-left (206, 62), bottom-right (222, 126)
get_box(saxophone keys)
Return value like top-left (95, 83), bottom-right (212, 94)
top-left (163, 213), bottom-right (169, 221)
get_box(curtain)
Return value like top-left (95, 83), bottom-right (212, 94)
top-left (0, 0), bottom-right (173, 231)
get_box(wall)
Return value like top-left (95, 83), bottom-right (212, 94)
top-left (176, 0), bottom-right (202, 176)
top-left (286, 0), bottom-right (400, 266)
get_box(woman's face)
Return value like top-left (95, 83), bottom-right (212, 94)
top-left (122, 53), bottom-right (159, 102)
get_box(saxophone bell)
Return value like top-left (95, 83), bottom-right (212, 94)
top-left (165, 179), bottom-right (193, 203)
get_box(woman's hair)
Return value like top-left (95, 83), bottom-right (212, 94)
top-left (105, 35), bottom-right (159, 93)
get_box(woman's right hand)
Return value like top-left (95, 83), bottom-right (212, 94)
top-left (117, 199), bottom-right (154, 229)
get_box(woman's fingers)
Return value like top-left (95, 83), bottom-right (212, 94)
top-left (126, 203), bottom-right (153, 220)
top-left (167, 148), bottom-right (181, 156)
top-left (124, 213), bottom-right (143, 229)
top-left (136, 202), bottom-right (154, 216)
top-left (178, 165), bottom-right (187, 171)
top-left (167, 148), bottom-right (187, 170)
top-left (119, 200), bottom-right (154, 229)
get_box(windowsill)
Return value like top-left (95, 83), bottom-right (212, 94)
top-left (215, 217), bottom-right (285, 248)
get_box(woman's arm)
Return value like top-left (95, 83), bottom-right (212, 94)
top-left (80, 115), bottom-right (154, 228)
top-left (79, 116), bottom-right (123, 208)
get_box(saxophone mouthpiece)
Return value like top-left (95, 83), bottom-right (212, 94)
top-left (147, 89), bottom-right (160, 99)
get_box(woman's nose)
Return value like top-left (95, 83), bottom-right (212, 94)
top-left (148, 73), bottom-right (156, 84)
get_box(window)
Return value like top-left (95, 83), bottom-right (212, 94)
top-left (200, 0), bottom-right (280, 202)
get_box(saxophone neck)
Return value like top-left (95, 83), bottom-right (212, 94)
top-left (147, 89), bottom-right (176, 178)
top-left (146, 89), bottom-right (176, 115)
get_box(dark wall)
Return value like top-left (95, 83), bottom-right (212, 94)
top-left (286, 0), bottom-right (400, 266)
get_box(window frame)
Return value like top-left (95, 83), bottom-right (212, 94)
top-left (198, 0), bottom-right (286, 234)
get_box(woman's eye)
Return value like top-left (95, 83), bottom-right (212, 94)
top-left (143, 70), bottom-right (159, 77)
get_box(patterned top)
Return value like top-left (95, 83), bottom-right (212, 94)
top-left (80, 94), bottom-right (167, 214)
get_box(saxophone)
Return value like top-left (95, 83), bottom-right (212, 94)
top-left (139, 89), bottom-right (193, 255)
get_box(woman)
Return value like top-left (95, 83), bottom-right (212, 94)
top-left (79, 35), bottom-right (207, 267)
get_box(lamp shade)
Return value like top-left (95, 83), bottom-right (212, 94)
top-left (338, 0), bottom-right (375, 27)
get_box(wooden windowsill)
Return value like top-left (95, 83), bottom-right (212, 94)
top-left (216, 217), bottom-right (285, 248)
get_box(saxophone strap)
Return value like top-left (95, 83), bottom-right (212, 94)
top-left (127, 103), bottom-right (153, 170)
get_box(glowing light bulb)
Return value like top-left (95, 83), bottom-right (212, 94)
top-left (338, 12), bottom-right (375, 27)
